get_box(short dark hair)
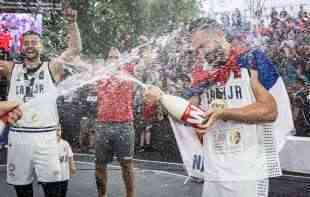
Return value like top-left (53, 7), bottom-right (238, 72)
top-left (189, 17), bottom-right (222, 33)
top-left (22, 30), bottom-right (41, 38)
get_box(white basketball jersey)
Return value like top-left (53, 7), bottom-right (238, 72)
top-left (8, 62), bottom-right (59, 130)
top-left (201, 68), bottom-right (281, 181)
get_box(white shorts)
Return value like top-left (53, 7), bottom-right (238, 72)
top-left (7, 130), bottom-right (61, 185)
top-left (202, 179), bottom-right (269, 197)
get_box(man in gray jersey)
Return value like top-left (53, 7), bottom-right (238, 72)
top-left (0, 7), bottom-right (81, 197)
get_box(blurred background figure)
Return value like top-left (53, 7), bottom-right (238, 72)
top-left (57, 125), bottom-right (77, 197)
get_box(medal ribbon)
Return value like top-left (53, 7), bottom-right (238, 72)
top-left (191, 49), bottom-right (246, 86)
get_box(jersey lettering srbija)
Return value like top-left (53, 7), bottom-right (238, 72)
top-left (8, 62), bottom-right (59, 130)
top-left (201, 68), bottom-right (281, 181)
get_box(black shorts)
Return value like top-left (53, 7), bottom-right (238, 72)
top-left (95, 122), bottom-right (135, 164)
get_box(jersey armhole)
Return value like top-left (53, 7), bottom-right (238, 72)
top-left (6, 62), bottom-right (15, 80)
top-left (7, 63), bottom-right (16, 97)
top-left (247, 69), bottom-right (251, 78)
top-left (47, 61), bottom-right (56, 84)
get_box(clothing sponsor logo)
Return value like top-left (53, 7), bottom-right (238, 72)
top-left (87, 96), bottom-right (97, 102)
top-left (214, 127), bottom-right (244, 154)
top-left (53, 170), bottom-right (60, 176)
top-left (181, 103), bottom-right (207, 128)
top-left (39, 71), bottom-right (45, 80)
top-left (228, 128), bottom-right (241, 145)
top-left (15, 70), bottom-right (46, 101)
top-left (8, 163), bottom-right (15, 172)
top-left (206, 85), bottom-right (243, 104)
top-left (16, 84), bottom-right (44, 98)
top-left (8, 163), bottom-right (15, 177)
top-left (192, 154), bottom-right (204, 172)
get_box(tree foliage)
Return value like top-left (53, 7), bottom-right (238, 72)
top-left (44, 0), bottom-right (202, 56)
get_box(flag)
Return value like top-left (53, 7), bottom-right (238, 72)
top-left (238, 49), bottom-right (295, 151)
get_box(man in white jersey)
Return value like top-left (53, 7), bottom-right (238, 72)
top-left (0, 7), bottom-right (81, 197)
top-left (145, 18), bottom-right (279, 197)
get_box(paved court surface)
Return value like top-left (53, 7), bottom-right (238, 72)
top-left (2, 161), bottom-right (310, 197)
top-left (0, 162), bottom-right (203, 197)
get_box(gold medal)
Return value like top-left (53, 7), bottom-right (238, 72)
top-left (210, 99), bottom-right (227, 111)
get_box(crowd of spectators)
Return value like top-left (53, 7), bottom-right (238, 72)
top-left (252, 6), bottom-right (310, 88)
top-left (208, 6), bottom-right (310, 88)
top-left (0, 13), bottom-right (42, 56)
top-left (227, 6), bottom-right (310, 136)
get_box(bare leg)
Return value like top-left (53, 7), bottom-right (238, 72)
top-left (96, 163), bottom-right (108, 197)
top-left (145, 128), bottom-right (151, 145)
top-left (139, 130), bottom-right (145, 147)
top-left (120, 160), bottom-right (135, 197)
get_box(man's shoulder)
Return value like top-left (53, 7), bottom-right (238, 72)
top-left (63, 139), bottom-right (70, 145)
top-left (44, 57), bottom-right (57, 67)
top-left (60, 139), bottom-right (73, 150)
top-left (240, 49), bottom-right (279, 89)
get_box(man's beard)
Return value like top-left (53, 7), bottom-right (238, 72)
top-left (204, 46), bottom-right (227, 68)
top-left (23, 49), bottom-right (40, 61)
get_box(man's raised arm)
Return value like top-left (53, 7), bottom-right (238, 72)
top-left (59, 7), bottom-right (82, 62)
top-left (50, 7), bottom-right (82, 82)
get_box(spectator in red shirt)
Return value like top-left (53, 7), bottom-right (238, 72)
top-left (138, 100), bottom-right (157, 152)
top-left (95, 47), bottom-right (136, 197)
top-left (0, 26), bottom-right (12, 53)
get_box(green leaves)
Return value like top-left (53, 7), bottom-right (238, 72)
top-left (43, 0), bottom-right (202, 57)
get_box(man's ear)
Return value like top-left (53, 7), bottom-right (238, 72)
top-left (38, 41), bottom-right (44, 52)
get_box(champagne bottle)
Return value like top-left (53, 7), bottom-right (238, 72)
top-left (159, 94), bottom-right (208, 129)
top-left (0, 115), bottom-right (9, 136)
